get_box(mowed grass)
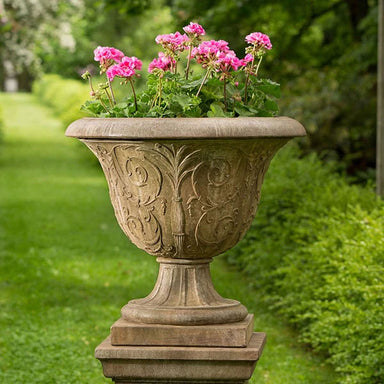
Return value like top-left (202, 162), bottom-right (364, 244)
top-left (0, 93), bottom-right (337, 384)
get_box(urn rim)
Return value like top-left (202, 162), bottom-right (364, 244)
top-left (65, 117), bottom-right (306, 140)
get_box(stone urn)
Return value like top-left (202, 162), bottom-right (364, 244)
top-left (65, 117), bottom-right (305, 384)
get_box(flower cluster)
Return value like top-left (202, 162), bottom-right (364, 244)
top-left (94, 46), bottom-right (124, 72)
top-left (245, 32), bottom-right (272, 60)
top-left (245, 32), bottom-right (272, 50)
top-left (82, 23), bottom-right (277, 118)
top-left (192, 40), bottom-right (244, 73)
top-left (148, 52), bottom-right (175, 74)
top-left (192, 40), bottom-right (229, 67)
top-left (155, 31), bottom-right (189, 55)
top-left (183, 22), bottom-right (205, 37)
top-left (106, 56), bottom-right (142, 81)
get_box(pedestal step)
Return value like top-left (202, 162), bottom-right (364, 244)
top-left (95, 332), bottom-right (266, 384)
top-left (111, 314), bottom-right (254, 347)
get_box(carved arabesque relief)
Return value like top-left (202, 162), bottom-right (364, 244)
top-left (84, 139), bottom-right (282, 259)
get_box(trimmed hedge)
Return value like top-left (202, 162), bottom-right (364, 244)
top-left (32, 74), bottom-right (90, 127)
top-left (226, 145), bottom-right (384, 384)
top-left (0, 104), bottom-right (3, 145)
top-left (32, 74), bottom-right (133, 127)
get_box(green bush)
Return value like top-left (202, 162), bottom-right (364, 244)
top-left (226, 144), bottom-right (384, 384)
top-left (0, 105), bottom-right (3, 145)
top-left (32, 74), bottom-right (137, 126)
top-left (32, 74), bottom-right (90, 126)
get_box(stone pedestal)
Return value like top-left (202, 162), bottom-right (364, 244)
top-left (111, 315), bottom-right (254, 347)
top-left (95, 333), bottom-right (266, 384)
top-left (66, 117), bottom-right (306, 383)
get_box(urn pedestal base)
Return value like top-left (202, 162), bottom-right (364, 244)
top-left (121, 258), bottom-right (248, 326)
top-left (95, 333), bottom-right (266, 384)
top-left (111, 314), bottom-right (254, 347)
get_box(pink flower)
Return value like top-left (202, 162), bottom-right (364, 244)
top-left (183, 22), bottom-right (205, 36)
top-left (148, 52), bottom-right (176, 73)
top-left (245, 32), bottom-right (272, 50)
top-left (155, 31), bottom-right (189, 53)
top-left (242, 53), bottom-right (254, 64)
top-left (192, 40), bottom-right (231, 68)
top-left (106, 56), bottom-right (142, 81)
top-left (94, 46), bottom-right (124, 66)
top-left (216, 50), bottom-right (243, 73)
top-left (124, 56), bottom-right (142, 71)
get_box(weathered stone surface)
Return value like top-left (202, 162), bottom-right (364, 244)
top-left (66, 117), bottom-right (305, 383)
top-left (65, 117), bottom-right (306, 140)
top-left (80, 136), bottom-right (289, 325)
top-left (121, 258), bottom-right (248, 325)
top-left (82, 138), bottom-right (285, 261)
top-left (111, 314), bottom-right (254, 347)
top-left (95, 333), bottom-right (266, 383)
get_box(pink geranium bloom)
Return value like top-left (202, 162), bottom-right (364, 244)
top-left (245, 32), bottom-right (272, 50)
top-left (106, 56), bottom-right (142, 81)
top-left (216, 50), bottom-right (244, 73)
top-left (122, 56), bottom-right (143, 71)
top-left (241, 53), bottom-right (254, 66)
top-left (183, 22), bottom-right (205, 36)
top-left (155, 31), bottom-right (189, 53)
top-left (94, 46), bottom-right (124, 66)
top-left (192, 39), bottom-right (231, 68)
top-left (148, 52), bottom-right (176, 73)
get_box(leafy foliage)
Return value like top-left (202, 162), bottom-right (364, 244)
top-left (81, 72), bottom-right (280, 118)
top-left (168, 0), bottom-right (378, 177)
top-left (0, 105), bottom-right (3, 145)
top-left (277, 207), bottom-right (384, 384)
top-left (32, 74), bottom-right (90, 126)
top-left (0, 0), bottom-right (83, 89)
top-left (226, 144), bottom-right (383, 384)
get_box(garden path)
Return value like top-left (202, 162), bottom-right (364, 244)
top-left (0, 93), bottom-right (337, 383)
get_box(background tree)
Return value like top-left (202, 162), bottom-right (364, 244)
top-left (0, 0), bottom-right (378, 179)
top-left (0, 0), bottom-right (84, 90)
top-left (168, 0), bottom-right (378, 178)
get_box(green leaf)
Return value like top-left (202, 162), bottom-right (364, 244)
top-left (264, 98), bottom-right (279, 112)
top-left (234, 104), bottom-right (255, 117)
top-left (207, 102), bottom-right (226, 117)
top-left (181, 76), bottom-right (205, 89)
top-left (184, 106), bottom-right (202, 117)
top-left (256, 79), bottom-right (281, 98)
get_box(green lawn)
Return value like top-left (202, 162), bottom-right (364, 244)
top-left (0, 93), bottom-right (337, 383)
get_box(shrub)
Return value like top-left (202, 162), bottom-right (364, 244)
top-left (226, 144), bottom-right (383, 384)
top-left (277, 206), bottom-right (384, 384)
top-left (0, 104), bottom-right (3, 145)
top-left (32, 74), bottom-right (90, 127)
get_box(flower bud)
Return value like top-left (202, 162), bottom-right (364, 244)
top-left (81, 71), bottom-right (91, 80)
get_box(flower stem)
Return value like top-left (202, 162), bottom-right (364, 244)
top-left (107, 78), bottom-right (116, 105)
top-left (185, 45), bottom-right (192, 80)
top-left (254, 55), bottom-right (263, 77)
top-left (244, 46), bottom-right (259, 104)
top-left (223, 77), bottom-right (227, 112)
top-left (196, 69), bottom-right (211, 97)
top-left (129, 78), bottom-right (138, 112)
top-left (104, 88), bottom-right (114, 108)
top-left (88, 77), bottom-right (95, 94)
top-left (158, 77), bottom-right (162, 107)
